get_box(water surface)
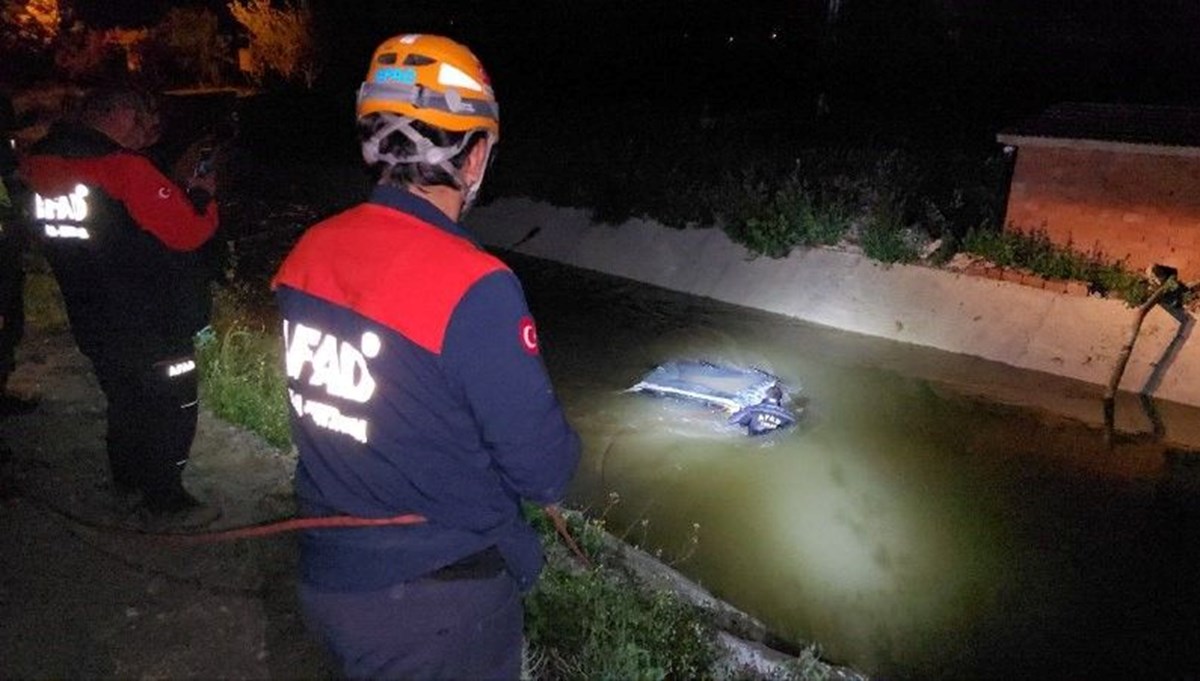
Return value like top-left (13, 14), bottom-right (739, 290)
top-left (512, 254), bottom-right (1200, 679)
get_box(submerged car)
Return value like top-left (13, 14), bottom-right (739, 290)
top-left (628, 360), bottom-right (801, 436)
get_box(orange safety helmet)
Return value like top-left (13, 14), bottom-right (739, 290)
top-left (357, 34), bottom-right (499, 139)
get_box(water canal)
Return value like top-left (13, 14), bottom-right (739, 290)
top-left (510, 253), bottom-right (1200, 679)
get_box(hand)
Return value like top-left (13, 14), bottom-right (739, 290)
top-left (187, 170), bottom-right (216, 197)
top-left (173, 135), bottom-right (218, 184)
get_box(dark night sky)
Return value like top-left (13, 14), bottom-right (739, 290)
top-left (59, 0), bottom-right (1200, 130)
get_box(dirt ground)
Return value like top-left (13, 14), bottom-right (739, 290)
top-left (0, 324), bottom-right (338, 679)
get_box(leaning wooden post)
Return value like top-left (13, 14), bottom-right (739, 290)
top-left (1104, 277), bottom-right (1178, 448)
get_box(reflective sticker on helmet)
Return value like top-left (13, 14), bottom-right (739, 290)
top-left (438, 63), bottom-right (483, 92)
top-left (157, 186), bottom-right (172, 199)
top-left (519, 316), bottom-right (539, 355)
top-left (375, 66), bottom-right (417, 84)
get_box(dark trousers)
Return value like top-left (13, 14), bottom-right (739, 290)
top-left (90, 346), bottom-right (199, 509)
top-left (299, 571), bottom-right (523, 680)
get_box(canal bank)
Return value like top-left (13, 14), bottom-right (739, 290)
top-left (468, 197), bottom-right (1200, 449)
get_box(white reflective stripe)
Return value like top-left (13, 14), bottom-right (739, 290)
top-left (438, 63), bottom-right (483, 92)
top-left (181, 400), bottom-right (198, 409)
top-left (166, 359), bottom-right (196, 377)
top-left (43, 224), bottom-right (91, 239)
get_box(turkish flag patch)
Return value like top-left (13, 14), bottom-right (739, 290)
top-left (518, 316), bottom-right (539, 355)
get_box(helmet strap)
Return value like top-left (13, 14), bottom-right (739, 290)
top-left (362, 116), bottom-right (472, 188)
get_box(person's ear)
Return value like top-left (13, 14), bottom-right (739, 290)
top-left (462, 137), bottom-right (492, 187)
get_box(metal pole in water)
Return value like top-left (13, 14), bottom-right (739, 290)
top-left (1104, 276), bottom-right (1178, 448)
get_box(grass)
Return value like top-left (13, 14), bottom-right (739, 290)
top-left (196, 320), bottom-right (292, 448)
top-left (21, 269), bottom-right (69, 332)
top-left (961, 227), bottom-right (1152, 304)
top-left (524, 556), bottom-right (721, 680)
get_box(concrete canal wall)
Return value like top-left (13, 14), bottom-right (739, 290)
top-left (468, 197), bottom-right (1200, 446)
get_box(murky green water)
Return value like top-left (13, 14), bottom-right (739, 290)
top-left (511, 254), bottom-right (1200, 679)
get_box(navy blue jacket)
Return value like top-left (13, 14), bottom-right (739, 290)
top-left (273, 186), bottom-right (580, 592)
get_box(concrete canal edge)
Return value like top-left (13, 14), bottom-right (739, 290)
top-left (468, 196), bottom-right (1200, 450)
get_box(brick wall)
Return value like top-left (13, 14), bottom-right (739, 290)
top-left (1003, 144), bottom-right (1200, 282)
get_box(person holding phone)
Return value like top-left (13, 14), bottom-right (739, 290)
top-left (21, 83), bottom-right (220, 528)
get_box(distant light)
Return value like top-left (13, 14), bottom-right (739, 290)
top-left (727, 35), bottom-right (735, 44)
top-left (770, 31), bottom-right (779, 40)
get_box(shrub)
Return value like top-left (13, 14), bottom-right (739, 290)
top-left (962, 227), bottom-right (1152, 304)
top-left (228, 0), bottom-right (322, 89)
top-left (858, 186), bottom-right (920, 264)
top-left (722, 169), bottom-right (853, 259)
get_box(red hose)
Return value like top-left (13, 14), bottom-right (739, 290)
top-left (151, 512), bottom-right (427, 545)
top-left (160, 508), bottom-right (593, 570)
top-left (23, 488), bottom-right (592, 567)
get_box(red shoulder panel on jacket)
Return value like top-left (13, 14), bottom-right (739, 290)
top-left (274, 204), bottom-right (507, 354)
top-left (22, 153), bottom-right (216, 251)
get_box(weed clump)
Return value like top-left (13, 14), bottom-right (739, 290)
top-left (962, 227), bottom-right (1151, 304)
top-left (524, 559), bottom-right (720, 681)
top-left (196, 284), bottom-right (290, 447)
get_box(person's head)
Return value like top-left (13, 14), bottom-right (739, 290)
top-left (79, 84), bottom-right (161, 151)
top-left (355, 34), bottom-right (499, 213)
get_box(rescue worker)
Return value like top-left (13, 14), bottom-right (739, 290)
top-left (21, 84), bottom-right (219, 526)
top-left (0, 90), bottom-right (34, 415)
top-left (273, 35), bottom-right (580, 679)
